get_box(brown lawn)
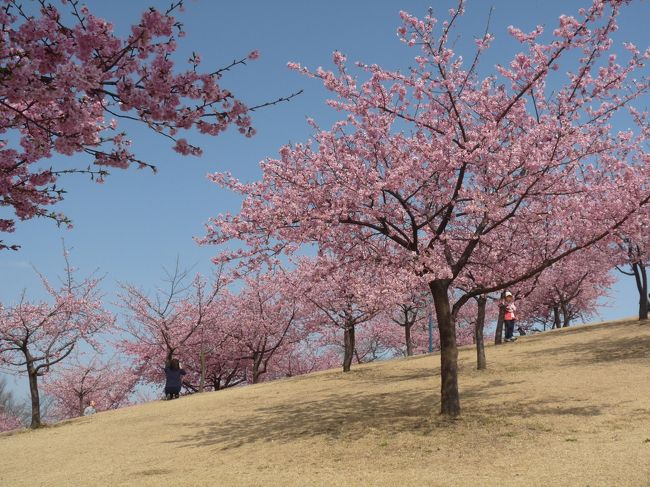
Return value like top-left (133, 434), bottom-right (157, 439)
top-left (1, 319), bottom-right (650, 486)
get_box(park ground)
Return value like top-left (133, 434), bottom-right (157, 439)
top-left (1, 319), bottom-right (649, 486)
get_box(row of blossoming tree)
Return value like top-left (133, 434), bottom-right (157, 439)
top-left (0, 232), bottom-right (625, 431)
top-left (2, 0), bottom-right (650, 430)
top-left (200, 0), bottom-right (650, 417)
top-left (0, 239), bottom-right (637, 430)
top-left (0, 250), bottom-right (478, 430)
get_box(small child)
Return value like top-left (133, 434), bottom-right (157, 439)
top-left (83, 400), bottom-right (97, 416)
top-left (503, 291), bottom-right (517, 342)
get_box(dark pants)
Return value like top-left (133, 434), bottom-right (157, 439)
top-left (504, 320), bottom-right (515, 340)
top-left (165, 386), bottom-right (181, 400)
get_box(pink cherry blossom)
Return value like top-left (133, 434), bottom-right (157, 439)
top-left (202, 1), bottom-right (650, 417)
top-left (0, 251), bottom-right (114, 428)
top-left (0, 1), bottom-right (289, 250)
top-left (42, 355), bottom-right (139, 419)
top-left (0, 407), bottom-right (22, 433)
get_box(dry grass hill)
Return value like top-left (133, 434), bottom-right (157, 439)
top-left (1, 318), bottom-right (649, 486)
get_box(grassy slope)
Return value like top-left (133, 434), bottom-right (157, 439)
top-left (1, 319), bottom-right (650, 487)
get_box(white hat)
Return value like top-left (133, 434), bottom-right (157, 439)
top-left (504, 291), bottom-right (513, 297)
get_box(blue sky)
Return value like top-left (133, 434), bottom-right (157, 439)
top-left (1, 1), bottom-right (648, 396)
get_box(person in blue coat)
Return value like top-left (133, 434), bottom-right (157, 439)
top-left (163, 358), bottom-right (186, 400)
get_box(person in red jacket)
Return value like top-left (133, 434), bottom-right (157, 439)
top-left (503, 291), bottom-right (517, 342)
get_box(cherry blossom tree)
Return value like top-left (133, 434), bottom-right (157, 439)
top-left (353, 318), bottom-right (406, 363)
top-left (265, 340), bottom-right (339, 380)
top-left (289, 257), bottom-right (393, 372)
top-left (473, 295), bottom-right (488, 369)
top-left (41, 355), bottom-right (139, 419)
top-left (614, 210), bottom-right (650, 319)
top-left (0, 252), bottom-right (113, 427)
top-left (313, 316), bottom-right (403, 368)
top-left (0, 0), bottom-right (298, 250)
top-left (0, 406), bottom-right (21, 432)
top-left (203, 1), bottom-right (650, 416)
top-left (446, 292), bottom-right (489, 369)
top-left (118, 263), bottom-right (225, 385)
top-left (223, 271), bottom-right (303, 384)
top-left (180, 347), bottom-right (247, 392)
top-left (519, 253), bottom-right (614, 329)
top-left (179, 301), bottom-right (247, 393)
top-left (445, 292), bottom-right (491, 368)
top-left (388, 288), bottom-right (429, 357)
top-left (120, 265), bottom-right (310, 393)
top-left (0, 376), bottom-right (23, 432)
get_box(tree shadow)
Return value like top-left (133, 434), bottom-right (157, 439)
top-left (164, 377), bottom-right (601, 452)
top-left (162, 324), bottom-right (647, 452)
top-left (464, 398), bottom-right (603, 420)
top-left (524, 333), bottom-right (650, 366)
top-left (320, 365), bottom-right (437, 385)
top-left (522, 319), bottom-right (645, 340)
top-left (167, 388), bottom-right (440, 451)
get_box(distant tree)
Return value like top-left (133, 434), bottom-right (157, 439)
top-left (42, 355), bottom-right (139, 419)
top-left (119, 263), bottom-right (224, 377)
top-left (224, 271), bottom-right (302, 384)
top-left (266, 341), bottom-right (340, 380)
top-left (0, 251), bottom-right (113, 427)
top-left (0, 376), bottom-right (23, 432)
top-left (0, 406), bottom-right (21, 433)
top-left (615, 234), bottom-right (650, 320)
top-left (291, 257), bottom-right (391, 372)
top-left (520, 250), bottom-right (614, 329)
top-left (389, 289), bottom-right (429, 357)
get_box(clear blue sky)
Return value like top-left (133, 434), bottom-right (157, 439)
top-left (1, 0), bottom-right (647, 392)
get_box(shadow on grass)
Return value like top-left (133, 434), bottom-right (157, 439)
top-left (322, 365), bottom-right (438, 385)
top-left (163, 323), bottom-right (645, 451)
top-left (168, 388), bottom-right (439, 451)
top-left (521, 319), bottom-right (646, 340)
top-left (165, 378), bottom-right (602, 451)
top-left (524, 333), bottom-right (650, 366)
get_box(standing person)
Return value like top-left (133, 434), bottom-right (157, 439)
top-left (163, 358), bottom-right (186, 400)
top-left (83, 400), bottom-right (97, 416)
top-left (503, 291), bottom-right (517, 342)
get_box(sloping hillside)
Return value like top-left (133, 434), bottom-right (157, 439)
top-left (1, 319), bottom-right (649, 486)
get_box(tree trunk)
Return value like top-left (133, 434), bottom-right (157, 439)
top-left (252, 352), bottom-right (263, 384)
top-left (354, 348), bottom-right (362, 364)
top-left (552, 306), bottom-right (561, 329)
top-left (632, 263), bottom-right (649, 320)
top-left (79, 395), bottom-right (85, 417)
top-left (405, 322), bottom-right (413, 357)
top-left (199, 346), bottom-right (206, 393)
top-left (475, 295), bottom-right (487, 370)
top-left (429, 280), bottom-right (460, 418)
top-left (343, 324), bottom-right (355, 372)
top-left (26, 364), bottom-right (42, 428)
top-left (561, 300), bottom-right (571, 328)
top-left (494, 291), bottom-right (506, 345)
